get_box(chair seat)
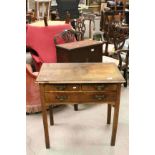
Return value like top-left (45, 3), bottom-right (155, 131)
top-left (103, 44), bottom-right (115, 55)
top-left (102, 56), bottom-right (125, 66)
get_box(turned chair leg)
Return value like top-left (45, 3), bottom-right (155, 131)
top-left (49, 105), bottom-right (54, 125)
top-left (107, 104), bottom-right (112, 124)
top-left (74, 104), bottom-right (78, 111)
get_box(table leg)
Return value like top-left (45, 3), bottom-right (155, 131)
top-left (107, 104), bottom-right (111, 124)
top-left (40, 84), bottom-right (50, 149)
top-left (111, 85), bottom-right (121, 146)
top-left (74, 104), bottom-right (78, 111)
top-left (89, 20), bottom-right (92, 38)
top-left (49, 105), bottom-right (54, 126)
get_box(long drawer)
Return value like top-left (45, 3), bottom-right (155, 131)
top-left (44, 92), bottom-right (116, 104)
top-left (45, 92), bottom-right (80, 103)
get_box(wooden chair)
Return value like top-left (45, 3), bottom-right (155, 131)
top-left (93, 19), bottom-right (129, 87)
top-left (100, 10), bottom-right (128, 56)
top-left (73, 18), bottom-right (86, 40)
top-left (26, 10), bottom-right (36, 24)
top-left (102, 49), bottom-right (129, 87)
top-left (82, 13), bottom-right (96, 38)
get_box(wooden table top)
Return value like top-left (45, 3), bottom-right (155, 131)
top-left (56, 39), bottom-right (103, 50)
top-left (36, 63), bottom-right (125, 84)
top-left (29, 20), bottom-right (66, 27)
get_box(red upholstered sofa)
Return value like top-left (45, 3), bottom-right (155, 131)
top-left (26, 23), bottom-right (73, 71)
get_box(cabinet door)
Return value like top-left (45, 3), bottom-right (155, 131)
top-left (88, 45), bottom-right (102, 62)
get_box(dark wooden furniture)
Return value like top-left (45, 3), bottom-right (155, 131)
top-left (56, 39), bottom-right (103, 63)
top-left (36, 63), bottom-right (125, 148)
top-left (74, 18), bottom-right (86, 40)
top-left (102, 49), bottom-right (129, 87)
top-left (100, 10), bottom-right (129, 56)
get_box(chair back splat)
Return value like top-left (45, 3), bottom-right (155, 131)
top-left (54, 29), bottom-right (83, 45)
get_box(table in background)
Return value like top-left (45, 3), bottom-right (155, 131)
top-left (36, 63), bottom-right (125, 148)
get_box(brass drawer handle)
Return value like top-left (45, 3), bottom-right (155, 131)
top-left (72, 86), bottom-right (77, 89)
top-left (55, 95), bottom-right (68, 101)
top-left (56, 85), bottom-right (66, 90)
top-left (94, 95), bottom-right (105, 101)
top-left (95, 85), bottom-right (105, 91)
top-left (91, 48), bottom-right (95, 52)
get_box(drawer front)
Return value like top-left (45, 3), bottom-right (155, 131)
top-left (44, 92), bottom-right (116, 104)
top-left (82, 84), bottom-right (117, 91)
top-left (45, 92), bottom-right (80, 103)
top-left (80, 92), bottom-right (116, 103)
top-left (45, 84), bottom-right (80, 91)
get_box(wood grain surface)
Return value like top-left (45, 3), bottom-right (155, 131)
top-left (36, 63), bottom-right (125, 83)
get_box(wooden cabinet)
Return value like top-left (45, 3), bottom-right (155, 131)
top-left (56, 39), bottom-right (103, 63)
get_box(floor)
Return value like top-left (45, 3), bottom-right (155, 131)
top-left (26, 86), bottom-right (128, 155)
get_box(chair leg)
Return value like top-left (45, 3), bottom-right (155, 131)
top-left (49, 105), bottom-right (54, 125)
top-left (105, 42), bottom-right (109, 56)
top-left (123, 69), bottom-right (128, 87)
top-left (107, 104), bottom-right (112, 124)
top-left (74, 104), bottom-right (78, 111)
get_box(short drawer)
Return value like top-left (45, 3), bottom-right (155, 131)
top-left (44, 92), bottom-right (80, 103)
top-left (80, 92), bottom-right (116, 103)
top-left (44, 84), bottom-right (80, 91)
top-left (81, 84), bottom-right (117, 91)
